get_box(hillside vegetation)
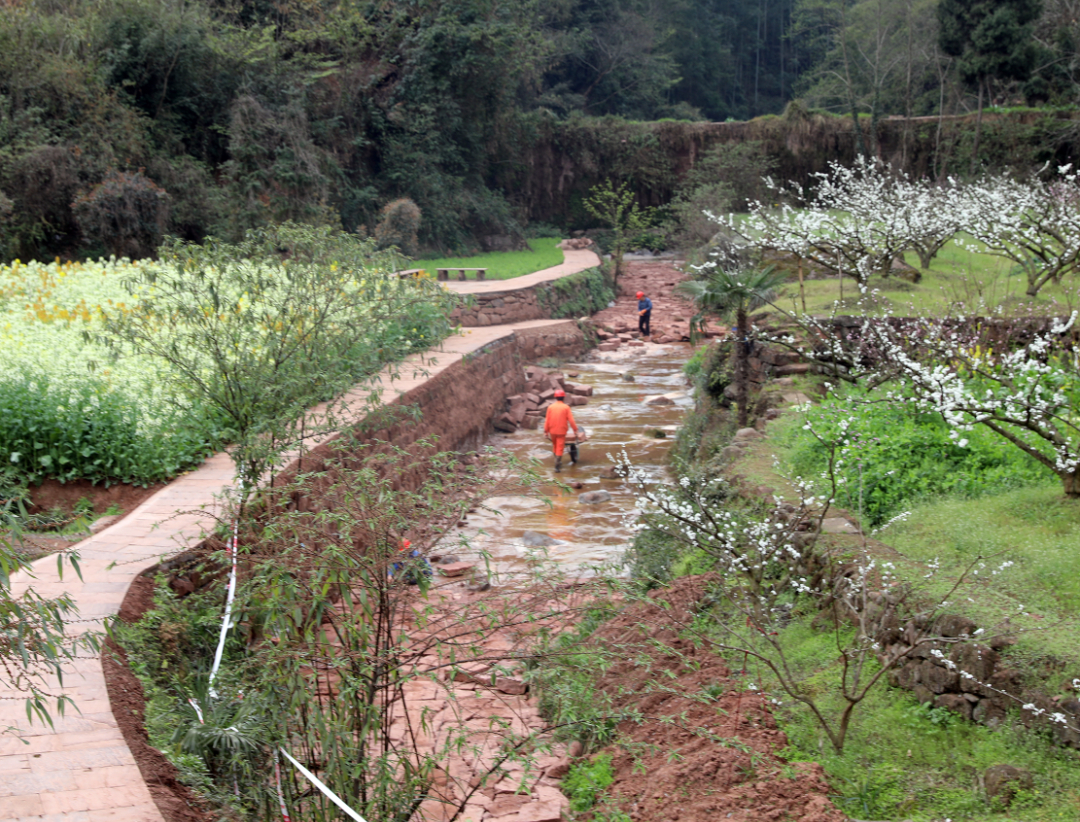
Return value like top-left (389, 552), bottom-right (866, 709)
top-left (4, 0), bottom-right (1080, 262)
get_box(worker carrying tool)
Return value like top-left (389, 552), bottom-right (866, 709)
top-left (543, 389), bottom-right (582, 473)
top-left (636, 291), bottom-right (652, 338)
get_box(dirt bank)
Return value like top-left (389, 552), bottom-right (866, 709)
top-left (585, 576), bottom-right (847, 822)
top-left (105, 573), bottom-right (213, 822)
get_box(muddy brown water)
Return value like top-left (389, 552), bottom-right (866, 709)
top-left (453, 342), bottom-right (694, 575)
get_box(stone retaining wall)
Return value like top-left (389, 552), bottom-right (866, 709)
top-left (451, 267), bottom-right (613, 327)
top-left (277, 321), bottom-right (591, 492)
top-left (451, 288), bottom-right (549, 327)
top-left (882, 611), bottom-right (1080, 749)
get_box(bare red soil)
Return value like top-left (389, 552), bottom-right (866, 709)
top-left (27, 478), bottom-right (164, 517)
top-left (104, 572), bottom-right (213, 822)
top-left (586, 576), bottom-right (847, 822)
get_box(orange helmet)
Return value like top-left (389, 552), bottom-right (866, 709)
top-left (554, 389), bottom-right (566, 398)
top-left (636, 291), bottom-right (644, 298)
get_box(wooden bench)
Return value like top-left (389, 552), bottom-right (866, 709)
top-left (436, 268), bottom-right (488, 281)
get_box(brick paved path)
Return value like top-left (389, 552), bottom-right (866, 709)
top-left (0, 250), bottom-right (596, 821)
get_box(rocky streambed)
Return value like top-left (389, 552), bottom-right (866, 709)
top-left (453, 342), bottom-right (695, 575)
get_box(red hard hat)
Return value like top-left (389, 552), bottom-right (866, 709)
top-left (399, 539), bottom-right (411, 552)
top-left (636, 291), bottom-right (644, 298)
top-left (554, 389), bottom-right (566, 398)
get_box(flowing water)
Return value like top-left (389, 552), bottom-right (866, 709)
top-left (452, 343), bottom-right (694, 575)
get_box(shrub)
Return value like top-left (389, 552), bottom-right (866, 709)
top-left (536, 266), bottom-right (615, 318)
top-left (0, 367), bottom-right (224, 486)
top-left (72, 170), bottom-right (170, 258)
top-left (783, 384), bottom-right (1056, 525)
top-left (374, 197), bottom-right (422, 257)
top-left (525, 222), bottom-right (563, 239)
top-left (666, 182), bottom-right (734, 249)
top-left (562, 754), bottom-right (617, 813)
top-left (0, 189), bottom-right (12, 255)
top-left (6, 145), bottom-right (82, 256)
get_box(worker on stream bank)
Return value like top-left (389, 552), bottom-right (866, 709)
top-left (544, 389), bottom-right (579, 473)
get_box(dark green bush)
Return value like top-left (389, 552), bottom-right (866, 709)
top-left (784, 385), bottom-right (1056, 525)
top-left (374, 198), bottom-right (422, 258)
top-left (72, 171), bottom-right (170, 258)
top-left (626, 527), bottom-right (683, 585)
top-left (684, 340), bottom-right (733, 400)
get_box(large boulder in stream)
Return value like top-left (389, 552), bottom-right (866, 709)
top-left (579, 490), bottom-right (612, 504)
top-left (521, 530), bottom-right (561, 548)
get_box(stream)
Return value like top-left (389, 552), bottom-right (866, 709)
top-left (455, 342), bottom-right (695, 575)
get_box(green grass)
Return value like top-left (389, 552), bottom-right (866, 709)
top-left (770, 236), bottom-right (1077, 317)
top-left (767, 383), bottom-right (1080, 665)
top-left (690, 603), bottom-right (1080, 820)
top-left (721, 217), bottom-right (1079, 316)
top-left (777, 382), bottom-right (1057, 527)
top-left (772, 624), bottom-right (1080, 821)
top-left (880, 485), bottom-right (1080, 665)
top-left (416, 238), bottom-right (564, 280)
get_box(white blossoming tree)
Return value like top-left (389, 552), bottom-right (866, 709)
top-left (791, 311), bottom-right (1080, 498)
top-left (726, 158), bottom-right (962, 288)
top-left (619, 445), bottom-right (987, 754)
top-left (954, 166), bottom-right (1080, 297)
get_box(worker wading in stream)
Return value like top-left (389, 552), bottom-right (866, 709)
top-left (543, 389), bottom-right (583, 472)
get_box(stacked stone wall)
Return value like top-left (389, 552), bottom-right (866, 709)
top-left (276, 321), bottom-right (590, 493)
top-left (450, 266), bottom-right (612, 328)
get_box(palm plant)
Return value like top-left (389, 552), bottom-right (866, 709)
top-left (676, 265), bottom-right (788, 428)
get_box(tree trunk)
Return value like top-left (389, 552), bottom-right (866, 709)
top-left (736, 307), bottom-right (750, 429)
top-left (1060, 468), bottom-right (1080, 497)
top-left (970, 78), bottom-right (984, 178)
top-left (838, 5), bottom-right (867, 159)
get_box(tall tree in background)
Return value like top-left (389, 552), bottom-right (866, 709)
top-left (793, 0), bottom-right (869, 157)
top-left (938, 0), bottom-right (1043, 175)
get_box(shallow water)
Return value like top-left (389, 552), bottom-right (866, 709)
top-left (452, 343), bottom-right (694, 575)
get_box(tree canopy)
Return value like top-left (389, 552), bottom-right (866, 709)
top-left (1, 0), bottom-right (1078, 262)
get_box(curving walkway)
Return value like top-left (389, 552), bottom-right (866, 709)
top-left (440, 247), bottom-right (599, 295)
top-left (0, 251), bottom-right (597, 822)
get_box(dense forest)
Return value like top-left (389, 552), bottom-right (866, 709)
top-left (1, 0), bottom-right (1079, 259)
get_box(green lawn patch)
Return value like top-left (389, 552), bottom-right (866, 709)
top-left (775, 237), bottom-right (1040, 316)
top-left (777, 383), bottom-right (1056, 527)
top-left (723, 215), bottom-right (1073, 317)
top-left (881, 485), bottom-right (1080, 664)
top-left (772, 618), bottom-right (1080, 821)
top-left (771, 382), bottom-right (1080, 663)
top-left (416, 238), bottom-right (564, 280)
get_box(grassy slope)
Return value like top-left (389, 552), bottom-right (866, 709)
top-left (711, 409), bottom-right (1080, 820)
top-left (721, 217), bottom-right (1080, 316)
top-left (415, 238), bottom-right (564, 280)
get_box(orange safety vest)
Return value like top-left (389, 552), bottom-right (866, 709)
top-left (544, 400), bottom-right (577, 436)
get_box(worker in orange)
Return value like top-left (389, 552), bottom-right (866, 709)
top-left (544, 389), bottom-right (579, 473)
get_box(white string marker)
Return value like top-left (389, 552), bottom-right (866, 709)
top-left (279, 748), bottom-right (369, 822)
top-left (208, 515), bottom-right (241, 695)
top-left (274, 750), bottom-right (293, 822)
